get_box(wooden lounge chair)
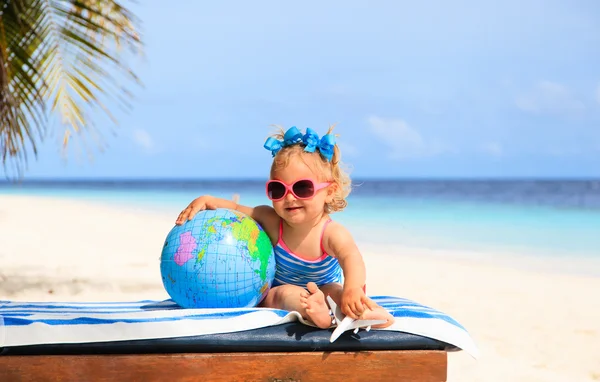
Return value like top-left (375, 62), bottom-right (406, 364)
top-left (0, 296), bottom-right (477, 381)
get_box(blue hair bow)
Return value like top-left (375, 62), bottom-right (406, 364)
top-left (264, 126), bottom-right (303, 157)
top-left (263, 126), bottom-right (336, 161)
top-left (303, 128), bottom-right (335, 161)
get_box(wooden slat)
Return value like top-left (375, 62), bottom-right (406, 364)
top-left (0, 350), bottom-right (447, 382)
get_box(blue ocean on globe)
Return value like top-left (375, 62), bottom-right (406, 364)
top-left (159, 208), bottom-right (276, 308)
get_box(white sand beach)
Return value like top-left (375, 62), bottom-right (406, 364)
top-left (1, 195), bottom-right (599, 382)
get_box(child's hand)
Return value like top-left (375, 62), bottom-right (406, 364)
top-left (340, 286), bottom-right (378, 319)
top-left (175, 195), bottom-right (218, 225)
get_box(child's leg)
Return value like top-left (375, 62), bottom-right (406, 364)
top-left (299, 282), bottom-right (336, 329)
top-left (260, 284), bottom-right (333, 329)
top-left (261, 283), bottom-right (395, 330)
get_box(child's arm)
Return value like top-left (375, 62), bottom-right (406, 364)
top-left (175, 195), bottom-right (279, 233)
top-left (324, 223), bottom-right (379, 319)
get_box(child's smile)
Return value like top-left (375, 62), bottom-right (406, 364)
top-left (284, 206), bottom-right (304, 216)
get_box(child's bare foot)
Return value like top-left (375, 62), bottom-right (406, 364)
top-left (361, 306), bottom-right (395, 329)
top-left (300, 282), bottom-right (333, 329)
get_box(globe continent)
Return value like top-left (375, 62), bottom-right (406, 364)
top-left (160, 208), bottom-right (276, 308)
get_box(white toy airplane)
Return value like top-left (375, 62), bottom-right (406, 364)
top-left (326, 295), bottom-right (388, 343)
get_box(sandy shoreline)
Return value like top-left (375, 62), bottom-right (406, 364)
top-left (1, 195), bottom-right (599, 381)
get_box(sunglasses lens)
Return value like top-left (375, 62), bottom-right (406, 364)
top-left (293, 180), bottom-right (315, 198)
top-left (267, 182), bottom-right (286, 200)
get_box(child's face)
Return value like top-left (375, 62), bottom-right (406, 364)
top-left (269, 154), bottom-right (332, 224)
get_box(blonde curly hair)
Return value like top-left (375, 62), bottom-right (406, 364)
top-left (267, 125), bottom-right (352, 213)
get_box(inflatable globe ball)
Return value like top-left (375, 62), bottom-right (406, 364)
top-left (160, 208), bottom-right (276, 308)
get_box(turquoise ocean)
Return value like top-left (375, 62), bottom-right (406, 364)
top-left (2, 179), bottom-right (599, 276)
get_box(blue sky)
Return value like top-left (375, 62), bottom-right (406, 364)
top-left (15, 0), bottom-right (600, 179)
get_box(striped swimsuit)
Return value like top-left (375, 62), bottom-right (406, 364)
top-left (272, 219), bottom-right (343, 287)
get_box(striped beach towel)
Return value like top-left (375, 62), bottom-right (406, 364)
top-left (0, 296), bottom-right (479, 358)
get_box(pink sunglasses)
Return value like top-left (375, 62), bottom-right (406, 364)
top-left (266, 179), bottom-right (331, 201)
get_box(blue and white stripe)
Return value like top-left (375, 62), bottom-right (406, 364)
top-left (273, 244), bottom-right (342, 287)
top-left (0, 296), bottom-right (478, 358)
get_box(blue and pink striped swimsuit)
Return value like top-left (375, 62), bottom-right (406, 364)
top-left (272, 219), bottom-right (343, 287)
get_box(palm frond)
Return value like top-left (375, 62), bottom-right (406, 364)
top-left (0, 0), bottom-right (143, 177)
top-left (0, 0), bottom-right (48, 177)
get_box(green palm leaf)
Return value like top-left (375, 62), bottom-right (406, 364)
top-left (0, 0), bottom-right (143, 177)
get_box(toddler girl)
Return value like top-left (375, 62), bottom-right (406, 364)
top-left (175, 126), bottom-right (394, 329)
